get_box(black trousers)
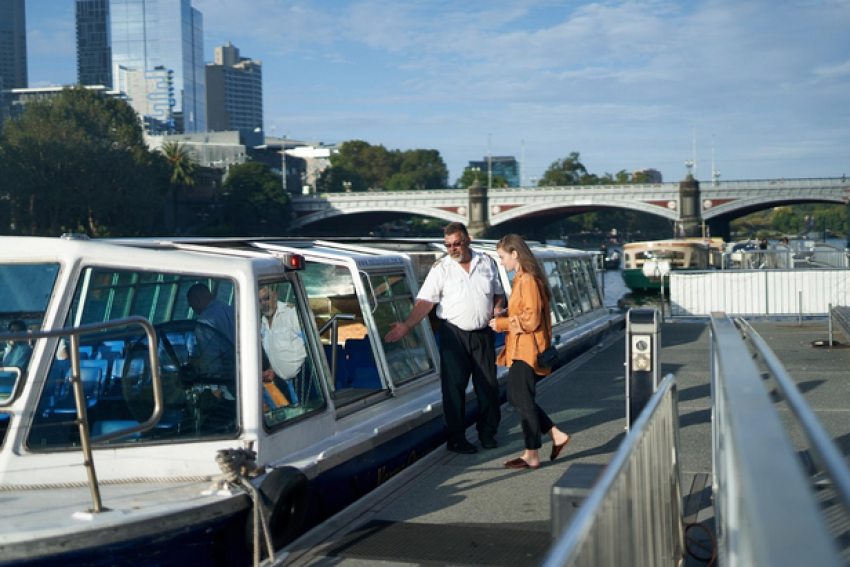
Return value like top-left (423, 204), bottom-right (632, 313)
top-left (439, 320), bottom-right (500, 444)
top-left (507, 359), bottom-right (554, 450)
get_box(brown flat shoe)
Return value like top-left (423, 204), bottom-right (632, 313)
top-left (503, 458), bottom-right (539, 470)
top-left (550, 435), bottom-right (571, 461)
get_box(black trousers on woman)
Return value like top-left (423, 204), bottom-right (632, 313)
top-left (507, 359), bottom-right (554, 449)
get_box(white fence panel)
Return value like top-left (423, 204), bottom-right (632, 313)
top-left (670, 269), bottom-right (850, 317)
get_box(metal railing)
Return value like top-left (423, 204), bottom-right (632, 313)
top-left (541, 374), bottom-right (683, 567)
top-left (0, 316), bottom-right (162, 512)
top-left (667, 269), bottom-right (850, 318)
top-left (710, 314), bottom-right (845, 566)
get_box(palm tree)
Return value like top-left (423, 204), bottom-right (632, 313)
top-left (160, 141), bottom-right (199, 234)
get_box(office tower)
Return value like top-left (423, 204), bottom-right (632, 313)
top-left (205, 42), bottom-right (263, 138)
top-left (0, 0), bottom-right (28, 89)
top-left (76, 0), bottom-right (112, 87)
top-left (110, 0), bottom-right (205, 133)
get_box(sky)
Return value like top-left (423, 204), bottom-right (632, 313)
top-left (23, 0), bottom-right (850, 185)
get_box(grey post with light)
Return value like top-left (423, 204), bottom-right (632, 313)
top-left (626, 308), bottom-right (660, 430)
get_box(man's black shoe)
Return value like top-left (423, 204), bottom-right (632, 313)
top-left (447, 440), bottom-right (478, 454)
top-left (480, 437), bottom-right (498, 449)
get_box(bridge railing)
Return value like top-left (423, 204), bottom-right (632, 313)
top-left (710, 314), bottom-right (848, 566)
top-left (540, 374), bottom-right (683, 567)
top-left (666, 269), bottom-right (850, 318)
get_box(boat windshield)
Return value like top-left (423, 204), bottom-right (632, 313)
top-left (28, 267), bottom-right (240, 449)
top-left (0, 263), bottom-right (60, 402)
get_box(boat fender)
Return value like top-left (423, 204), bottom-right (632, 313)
top-left (248, 466), bottom-right (309, 552)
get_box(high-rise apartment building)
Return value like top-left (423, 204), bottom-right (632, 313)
top-left (115, 65), bottom-right (175, 134)
top-left (110, 0), bottom-right (205, 133)
top-left (0, 0), bottom-right (28, 89)
top-left (205, 42), bottom-right (262, 138)
top-left (76, 0), bottom-right (112, 87)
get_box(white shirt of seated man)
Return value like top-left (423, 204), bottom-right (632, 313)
top-left (259, 286), bottom-right (307, 382)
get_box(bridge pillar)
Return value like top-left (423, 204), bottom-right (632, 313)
top-left (678, 177), bottom-right (702, 237)
top-left (467, 180), bottom-right (489, 238)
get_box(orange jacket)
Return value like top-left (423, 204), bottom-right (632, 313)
top-left (495, 269), bottom-right (552, 376)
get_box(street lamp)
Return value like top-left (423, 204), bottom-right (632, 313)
top-left (684, 160), bottom-right (694, 179)
top-left (342, 181), bottom-right (352, 193)
top-left (530, 176), bottom-right (538, 187)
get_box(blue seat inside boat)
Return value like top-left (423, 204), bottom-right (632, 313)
top-left (91, 419), bottom-right (141, 441)
top-left (0, 371), bottom-right (17, 399)
top-left (322, 344), bottom-right (349, 390)
top-left (49, 359), bottom-right (109, 415)
top-left (344, 338), bottom-right (381, 389)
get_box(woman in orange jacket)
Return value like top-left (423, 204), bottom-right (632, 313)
top-left (489, 234), bottom-right (571, 470)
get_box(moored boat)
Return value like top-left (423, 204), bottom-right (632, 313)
top-left (0, 235), bottom-right (623, 565)
top-left (621, 239), bottom-right (711, 291)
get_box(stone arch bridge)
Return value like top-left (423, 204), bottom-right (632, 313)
top-left (291, 178), bottom-right (849, 238)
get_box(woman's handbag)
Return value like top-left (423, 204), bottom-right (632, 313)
top-left (537, 345), bottom-right (559, 369)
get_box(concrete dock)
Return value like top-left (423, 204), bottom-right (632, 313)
top-left (283, 318), bottom-right (850, 566)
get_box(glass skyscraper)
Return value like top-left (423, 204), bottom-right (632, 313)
top-left (110, 0), bottom-right (205, 133)
top-left (0, 0), bottom-right (28, 89)
top-left (76, 0), bottom-right (112, 87)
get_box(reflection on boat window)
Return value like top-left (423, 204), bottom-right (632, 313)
top-left (0, 263), bottom-right (60, 389)
top-left (28, 268), bottom-right (239, 449)
top-left (559, 260), bottom-right (583, 316)
top-left (368, 271), bottom-right (436, 386)
top-left (304, 263), bottom-right (389, 405)
top-left (260, 280), bottom-right (326, 429)
top-left (543, 260), bottom-right (571, 323)
top-left (569, 260), bottom-right (593, 313)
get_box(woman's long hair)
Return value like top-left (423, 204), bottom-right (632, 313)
top-left (497, 234), bottom-right (552, 301)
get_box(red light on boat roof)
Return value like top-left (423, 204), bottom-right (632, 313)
top-left (286, 254), bottom-right (305, 270)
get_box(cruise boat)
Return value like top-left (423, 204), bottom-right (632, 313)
top-left (621, 239), bottom-right (712, 291)
top-left (0, 236), bottom-right (623, 566)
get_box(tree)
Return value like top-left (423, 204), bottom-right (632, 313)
top-left (539, 152), bottom-right (588, 186)
top-left (454, 166), bottom-right (507, 189)
top-left (222, 162), bottom-right (291, 235)
top-left (0, 85), bottom-right (167, 236)
top-left (160, 141), bottom-right (199, 232)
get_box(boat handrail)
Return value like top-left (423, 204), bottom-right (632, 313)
top-left (710, 314), bottom-right (843, 566)
top-left (0, 316), bottom-right (163, 513)
top-left (541, 374), bottom-right (683, 566)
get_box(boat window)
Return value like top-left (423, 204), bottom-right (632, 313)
top-left (0, 263), bottom-right (60, 394)
top-left (259, 281), bottom-right (326, 428)
top-left (558, 260), bottom-right (583, 316)
top-left (27, 268), bottom-right (239, 450)
top-left (579, 260), bottom-right (602, 309)
top-left (368, 271), bottom-right (436, 386)
top-left (0, 413), bottom-right (8, 449)
top-left (568, 260), bottom-right (593, 313)
top-left (542, 260), bottom-right (571, 323)
top-left (303, 263), bottom-right (390, 405)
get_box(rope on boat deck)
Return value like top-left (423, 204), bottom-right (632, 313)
top-left (215, 447), bottom-right (273, 567)
top-left (0, 475), bottom-right (214, 491)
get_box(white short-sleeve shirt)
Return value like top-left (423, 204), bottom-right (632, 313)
top-left (417, 249), bottom-right (504, 331)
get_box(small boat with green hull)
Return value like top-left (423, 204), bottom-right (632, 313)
top-left (621, 240), bottom-right (711, 291)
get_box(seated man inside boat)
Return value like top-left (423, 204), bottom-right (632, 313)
top-left (2, 320), bottom-right (33, 371)
top-left (187, 284), bottom-right (236, 398)
top-left (259, 283), bottom-right (307, 409)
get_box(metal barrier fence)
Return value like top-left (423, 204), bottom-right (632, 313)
top-left (540, 374), bottom-right (683, 567)
top-left (667, 269), bottom-right (850, 317)
top-left (710, 314), bottom-right (845, 566)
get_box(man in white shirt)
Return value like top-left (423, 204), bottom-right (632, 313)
top-left (384, 222), bottom-right (504, 454)
top-left (259, 284), bottom-right (307, 405)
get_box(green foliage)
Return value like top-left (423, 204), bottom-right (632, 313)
top-left (454, 166), bottom-right (507, 189)
top-left (317, 140), bottom-right (448, 192)
top-left (0, 85), bottom-right (168, 237)
top-left (222, 162), bottom-right (291, 235)
top-left (539, 152), bottom-right (588, 186)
